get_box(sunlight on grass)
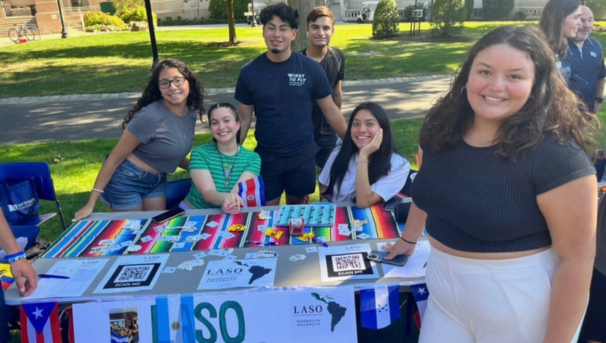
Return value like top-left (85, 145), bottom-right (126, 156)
top-left (0, 21), bottom-right (566, 97)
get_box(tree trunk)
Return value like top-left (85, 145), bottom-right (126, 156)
top-left (227, 0), bottom-right (237, 43)
top-left (290, 0), bottom-right (325, 51)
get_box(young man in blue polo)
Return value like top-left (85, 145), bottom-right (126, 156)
top-left (235, 3), bottom-right (347, 206)
top-left (568, 5), bottom-right (606, 113)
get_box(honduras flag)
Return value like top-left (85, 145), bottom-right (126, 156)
top-left (360, 285), bottom-right (401, 329)
top-left (237, 176), bottom-right (265, 207)
top-left (154, 294), bottom-right (196, 343)
top-left (411, 282), bottom-right (430, 328)
top-left (111, 331), bottom-right (129, 343)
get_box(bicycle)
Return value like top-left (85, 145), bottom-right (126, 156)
top-left (8, 22), bottom-right (40, 43)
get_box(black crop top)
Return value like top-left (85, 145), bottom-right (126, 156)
top-left (412, 134), bottom-right (595, 253)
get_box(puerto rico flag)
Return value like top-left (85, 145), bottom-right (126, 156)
top-left (237, 176), bottom-right (265, 207)
top-left (153, 294), bottom-right (196, 343)
top-left (411, 282), bottom-right (430, 328)
top-left (20, 302), bottom-right (62, 343)
top-left (360, 285), bottom-right (401, 329)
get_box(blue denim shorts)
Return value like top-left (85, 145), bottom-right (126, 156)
top-left (100, 159), bottom-right (167, 210)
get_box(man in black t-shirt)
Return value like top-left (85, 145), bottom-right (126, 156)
top-left (302, 6), bottom-right (346, 168)
top-left (235, 3), bottom-right (347, 205)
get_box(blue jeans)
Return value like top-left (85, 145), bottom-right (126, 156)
top-left (100, 159), bottom-right (167, 210)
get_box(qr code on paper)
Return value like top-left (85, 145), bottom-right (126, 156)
top-left (116, 264), bottom-right (154, 282)
top-left (332, 254), bottom-right (365, 272)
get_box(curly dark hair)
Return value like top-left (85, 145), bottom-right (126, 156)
top-left (419, 25), bottom-right (596, 160)
top-left (324, 102), bottom-right (399, 197)
top-left (121, 59), bottom-right (205, 129)
top-left (539, 0), bottom-right (581, 59)
top-left (260, 2), bottom-right (300, 29)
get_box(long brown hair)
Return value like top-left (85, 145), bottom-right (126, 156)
top-left (121, 59), bottom-right (205, 129)
top-left (420, 25), bottom-right (596, 160)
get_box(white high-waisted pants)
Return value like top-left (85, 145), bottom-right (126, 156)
top-left (419, 247), bottom-right (583, 343)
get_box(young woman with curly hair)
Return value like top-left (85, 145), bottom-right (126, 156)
top-left (385, 25), bottom-right (597, 343)
top-left (74, 59), bottom-right (205, 220)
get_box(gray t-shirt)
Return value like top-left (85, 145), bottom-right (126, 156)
top-left (127, 100), bottom-right (197, 173)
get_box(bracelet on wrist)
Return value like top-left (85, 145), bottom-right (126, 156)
top-left (400, 236), bottom-right (417, 245)
top-left (6, 251), bottom-right (26, 263)
top-left (92, 188), bottom-right (104, 193)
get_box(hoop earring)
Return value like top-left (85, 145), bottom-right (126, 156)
top-left (460, 85), bottom-right (467, 95)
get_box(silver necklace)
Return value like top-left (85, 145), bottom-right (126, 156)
top-left (217, 146), bottom-right (239, 188)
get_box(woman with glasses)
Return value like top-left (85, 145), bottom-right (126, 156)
top-left (74, 59), bottom-right (205, 220)
top-left (180, 103), bottom-right (261, 214)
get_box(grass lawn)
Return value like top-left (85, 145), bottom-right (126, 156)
top-left (0, 21), bottom-right (538, 98)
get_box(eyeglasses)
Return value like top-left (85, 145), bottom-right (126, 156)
top-left (158, 77), bottom-right (186, 89)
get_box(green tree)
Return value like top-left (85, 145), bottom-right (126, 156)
top-left (482, 0), bottom-right (514, 20)
top-left (372, 0), bottom-right (399, 38)
top-left (586, 0), bottom-right (606, 20)
top-left (207, 0), bottom-right (249, 43)
top-left (430, 0), bottom-right (465, 37)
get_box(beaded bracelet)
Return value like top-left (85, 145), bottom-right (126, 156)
top-left (400, 237), bottom-right (417, 245)
top-left (6, 251), bottom-right (26, 263)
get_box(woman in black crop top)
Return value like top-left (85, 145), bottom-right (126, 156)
top-left (384, 25), bottom-right (597, 343)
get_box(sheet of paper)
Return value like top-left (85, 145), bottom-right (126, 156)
top-left (377, 240), bottom-right (430, 278)
top-left (28, 259), bottom-right (109, 300)
top-left (198, 258), bottom-right (277, 290)
top-left (318, 243), bottom-right (379, 282)
top-left (93, 254), bottom-right (169, 294)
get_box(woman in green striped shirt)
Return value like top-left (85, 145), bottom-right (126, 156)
top-left (181, 103), bottom-right (261, 214)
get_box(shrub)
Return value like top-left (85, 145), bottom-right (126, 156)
top-left (403, 4), bottom-right (427, 22)
top-left (209, 0), bottom-right (249, 20)
top-left (157, 16), bottom-right (245, 26)
top-left (430, 0), bottom-right (466, 37)
top-left (83, 10), bottom-right (127, 28)
top-left (109, 0), bottom-right (142, 13)
top-left (512, 10), bottom-right (526, 21)
top-left (482, 0), bottom-right (514, 20)
top-left (85, 24), bottom-right (128, 32)
top-left (586, 0), bottom-right (606, 20)
top-left (116, 5), bottom-right (157, 25)
top-left (464, 0), bottom-right (474, 20)
top-left (372, 0), bottom-right (399, 38)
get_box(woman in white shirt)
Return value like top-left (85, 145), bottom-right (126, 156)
top-left (319, 102), bottom-right (410, 208)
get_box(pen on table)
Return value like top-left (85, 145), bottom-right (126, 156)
top-left (38, 274), bottom-right (70, 280)
top-left (313, 236), bottom-right (329, 248)
top-left (245, 241), bottom-right (276, 246)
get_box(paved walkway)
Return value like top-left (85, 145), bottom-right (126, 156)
top-left (0, 74), bottom-right (452, 145)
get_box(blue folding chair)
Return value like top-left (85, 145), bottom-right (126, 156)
top-left (0, 162), bottom-right (66, 231)
top-left (166, 178), bottom-right (192, 209)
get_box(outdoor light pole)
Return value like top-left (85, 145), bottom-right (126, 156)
top-left (56, 0), bottom-right (68, 38)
